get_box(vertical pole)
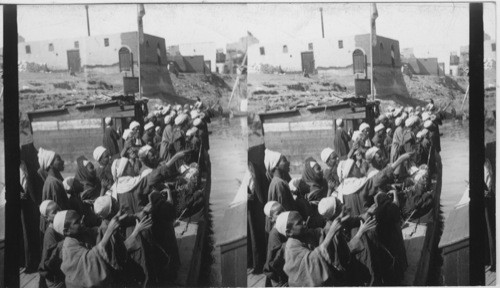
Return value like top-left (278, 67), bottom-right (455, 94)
top-left (320, 8), bottom-right (325, 38)
top-left (370, 5), bottom-right (374, 101)
top-left (469, 3), bottom-right (485, 286)
top-left (85, 5), bottom-right (90, 36)
top-left (137, 6), bottom-right (142, 99)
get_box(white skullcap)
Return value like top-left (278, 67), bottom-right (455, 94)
top-left (144, 122), bottom-right (154, 131)
top-left (309, 161), bottom-right (318, 168)
top-left (94, 195), bottom-right (113, 219)
top-left (387, 106), bottom-right (394, 112)
top-left (53, 210), bottom-right (68, 235)
top-left (395, 117), bottom-right (403, 126)
top-left (393, 107), bottom-right (403, 117)
top-left (416, 129), bottom-right (429, 138)
top-left (105, 117), bottom-right (112, 125)
top-left (405, 115), bottom-right (419, 127)
top-left (190, 110), bottom-right (199, 119)
top-left (264, 201), bottom-right (280, 217)
top-left (351, 131), bottom-right (362, 142)
top-left (365, 147), bottom-right (380, 162)
top-left (385, 112), bottom-right (392, 118)
top-left (264, 149), bottom-right (282, 174)
top-left (83, 160), bottom-right (90, 167)
top-left (375, 124), bottom-right (385, 133)
top-left (138, 145), bottom-right (153, 159)
top-left (336, 118), bottom-right (343, 126)
top-left (401, 112), bottom-right (408, 120)
top-left (359, 122), bottom-right (370, 132)
top-left (129, 121), bottom-right (140, 130)
top-left (337, 159), bottom-right (355, 182)
top-left (321, 148), bottom-right (335, 163)
top-left (155, 126), bottom-right (161, 132)
top-left (39, 200), bottom-right (56, 217)
top-left (175, 114), bottom-right (188, 125)
top-left (421, 112), bottom-right (431, 121)
top-left (164, 115), bottom-right (173, 124)
top-left (276, 211), bottom-right (291, 236)
top-left (288, 178), bottom-right (301, 192)
top-left (318, 197), bottom-right (338, 219)
top-left (38, 147), bottom-right (56, 171)
top-left (193, 118), bottom-right (202, 127)
top-left (111, 158), bottom-right (130, 180)
top-left (386, 128), bottom-right (392, 134)
top-left (93, 146), bottom-right (107, 162)
top-left (424, 120), bottom-right (433, 128)
top-left (122, 129), bottom-right (132, 141)
top-left (186, 127), bottom-right (198, 137)
top-left (63, 177), bottom-right (74, 191)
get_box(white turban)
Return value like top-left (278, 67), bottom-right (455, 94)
top-left (175, 114), bottom-right (188, 126)
top-left (264, 201), bottom-right (280, 217)
top-left (321, 148), bottom-right (335, 163)
top-left (190, 110), bottom-right (199, 119)
top-left (405, 115), bottom-right (419, 127)
top-left (94, 195), bottom-right (114, 219)
top-left (337, 159), bottom-right (355, 182)
top-left (93, 146), bottom-right (107, 162)
top-left (359, 122), bottom-right (370, 132)
top-left (416, 129), bottom-right (429, 138)
top-left (164, 115), bottom-right (173, 125)
top-left (374, 124), bottom-right (385, 133)
top-left (111, 158), bottom-right (130, 180)
top-left (336, 118), bottom-right (343, 126)
top-left (161, 107), bottom-right (169, 116)
top-left (387, 106), bottom-right (395, 112)
top-left (129, 121), bottom-right (140, 130)
top-left (264, 149), bottom-right (282, 174)
top-left (351, 131), bottom-right (362, 143)
top-left (63, 177), bottom-right (74, 191)
top-left (276, 211), bottom-right (291, 236)
top-left (318, 197), bottom-right (338, 219)
top-left (393, 107), bottom-right (403, 117)
top-left (122, 129), bottom-right (132, 141)
top-left (144, 122), bottom-right (154, 132)
top-left (193, 118), bottom-right (202, 127)
top-left (53, 210), bottom-right (68, 235)
top-left (186, 127), bottom-right (198, 137)
top-left (138, 145), bottom-right (153, 159)
top-left (39, 200), bottom-right (56, 217)
top-left (386, 128), bottom-right (392, 134)
top-left (385, 112), bottom-right (393, 118)
top-left (421, 112), bottom-right (431, 121)
top-left (365, 147), bottom-right (380, 162)
top-left (424, 120), bottom-right (433, 128)
top-left (155, 126), bottom-right (161, 132)
top-left (288, 178), bottom-right (301, 192)
top-left (38, 147), bottom-right (56, 171)
top-left (395, 117), bottom-right (403, 126)
top-left (401, 112), bottom-right (408, 120)
top-left (105, 117), bottom-right (112, 125)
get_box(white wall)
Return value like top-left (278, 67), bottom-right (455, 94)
top-left (484, 39), bottom-right (496, 60)
top-left (177, 42), bottom-right (217, 72)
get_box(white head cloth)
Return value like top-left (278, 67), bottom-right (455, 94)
top-left (129, 121), bottom-right (140, 130)
top-left (122, 129), bottom-right (132, 141)
top-left (39, 200), bottom-right (56, 217)
top-left (53, 210), bottom-right (68, 235)
top-left (395, 117), bottom-right (403, 126)
top-left (263, 201), bottom-right (280, 217)
top-left (386, 128), bottom-right (392, 134)
top-left (193, 118), bottom-right (202, 127)
top-left (288, 178), bottom-right (301, 192)
top-left (375, 124), bottom-right (385, 133)
top-left (321, 148), bottom-right (335, 163)
top-left (63, 177), bottom-right (74, 191)
top-left (186, 127), bottom-right (198, 137)
top-left (276, 211), bottom-right (291, 236)
top-left (336, 118), bottom-right (343, 126)
top-left (359, 122), bottom-right (370, 132)
top-left (424, 120), bottom-right (433, 128)
top-left (337, 159), bottom-right (355, 183)
top-left (175, 114), bottom-right (188, 125)
top-left (164, 115), bottom-right (173, 125)
top-left (111, 158), bottom-right (130, 181)
top-left (138, 145), bottom-right (153, 159)
top-left (417, 129), bottom-right (429, 138)
top-left (365, 147), bottom-right (380, 162)
top-left (190, 110), bottom-right (199, 119)
top-left (264, 149), bottom-right (282, 175)
top-left (351, 131), bottom-right (362, 143)
top-left (405, 115), bottom-right (419, 127)
top-left (93, 146), bottom-right (107, 162)
top-left (144, 122), bottom-right (154, 132)
top-left (94, 195), bottom-right (113, 219)
top-left (38, 147), bottom-right (56, 171)
top-left (318, 197), bottom-right (338, 219)
top-left (105, 117), bottom-right (112, 125)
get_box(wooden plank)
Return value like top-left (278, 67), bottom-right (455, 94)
top-left (247, 269), bottom-right (266, 287)
top-left (20, 272), bottom-right (38, 288)
top-left (174, 221), bottom-right (201, 287)
top-left (401, 222), bottom-right (427, 285)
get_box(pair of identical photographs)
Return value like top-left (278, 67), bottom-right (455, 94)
top-left (0, 2), bottom-right (496, 287)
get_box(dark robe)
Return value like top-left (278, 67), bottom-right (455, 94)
top-left (96, 163), bottom-right (114, 194)
top-left (324, 167), bottom-right (340, 195)
top-left (153, 133), bottom-right (162, 152)
top-left (159, 124), bottom-right (175, 161)
top-left (60, 237), bottom-right (113, 288)
top-left (42, 168), bottom-right (69, 211)
top-left (263, 227), bottom-right (288, 286)
top-left (384, 135), bottom-right (393, 159)
top-left (39, 226), bottom-right (65, 288)
top-left (172, 127), bottom-right (186, 153)
top-left (334, 128), bottom-right (351, 157)
top-left (266, 176), bottom-right (297, 232)
top-left (301, 157), bottom-right (327, 228)
top-left (199, 121), bottom-right (210, 151)
top-left (74, 156), bottom-right (101, 201)
top-left (142, 132), bottom-right (155, 147)
top-left (103, 126), bottom-right (120, 157)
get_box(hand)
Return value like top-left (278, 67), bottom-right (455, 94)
top-left (133, 215), bottom-right (153, 234)
top-left (358, 217), bottom-right (377, 235)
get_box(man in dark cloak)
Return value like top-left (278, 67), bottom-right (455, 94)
top-left (333, 119), bottom-right (351, 159)
top-left (103, 117), bottom-right (121, 157)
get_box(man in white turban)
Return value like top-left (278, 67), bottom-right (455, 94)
top-left (334, 118), bottom-right (351, 158)
top-left (40, 148), bottom-right (69, 217)
top-left (142, 122), bottom-right (156, 147)
top-left (321, 148), bottom-right (340, 196)
top-left (39, 200), bottom-right (64, 287)
top-left (38, 147), bottom-right (56, 172)
top-left (103, 117), bottom-right (120, 157)
top-left (263, 201), bottom-right (288, 286)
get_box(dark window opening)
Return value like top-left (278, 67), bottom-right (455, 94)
top-left (492, 43), bottom-right (496, 52)
top-left (391, 45), bottom-right (395, 68)
top-left (104, 38), bottom-right (109, 47)
top-left (308, 43), bottom-right (314, 50)
top-left (353, 49), bottom-right (366, 74)
top-left (260, 47), bottom-right (265, 55)
top-left (119, 47), bottom-right (132, 72)
top-left (74, 41), bottom-right (79, 49)
top-left (157, 43), bottom-right (162, 65)
top-left (338, 40), bottom-right (343, 49)
top-left (283, 45), bottom-right (288, 53)
top-left (25, 45), bottom-right (31, 54)
top-left (48, 43), bottom-right (54, 52)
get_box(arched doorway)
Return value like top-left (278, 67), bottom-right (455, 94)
top-left (352, 49), bottom-right (366, 74)
top-left (119, 47), bottom-right (133, 72)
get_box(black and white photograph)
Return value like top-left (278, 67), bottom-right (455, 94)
top-left (246, 2), bottom-right (496, 287)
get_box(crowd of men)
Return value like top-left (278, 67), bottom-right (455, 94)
top-left (19, 100), bottom-right (211, 288)
top-left (248, 100), bottom-right (446, 287)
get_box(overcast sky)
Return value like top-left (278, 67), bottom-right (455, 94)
top-left (0, 3), bottom-right (496, 67)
